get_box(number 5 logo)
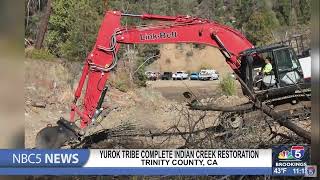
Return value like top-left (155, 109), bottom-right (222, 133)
top-left (291, 146), bottom-right (305, 160)
top-left (294, 150), bottom-right (302, 159)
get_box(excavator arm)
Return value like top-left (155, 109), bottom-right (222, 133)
top-left (71, 10), bottom-right (254, 128)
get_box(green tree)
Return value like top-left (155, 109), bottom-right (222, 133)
top-left (244, 6), bottom-right (279, 45)
top-left (196, 0), bottom-right (225, 22)
top-left (30, 0), bottom-right (310, 61)
top-left (272, 0), bottom-right (310, 26)
top-left (297, 0), bottom-right (311, 24)
top-left (45, 0), bottom-right (105, 60)
top-left (273, 0), bottom-right (291, 25)
top-left (234, 0), bottom-right (257, 29)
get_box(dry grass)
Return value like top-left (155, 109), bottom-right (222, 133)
top-left (25, 47), bottom-right (55, 60)
top-left (109, 68), bottom-right (133, 92)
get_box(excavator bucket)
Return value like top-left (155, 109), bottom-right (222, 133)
top-left (35, 118), bottom-right (82, 149)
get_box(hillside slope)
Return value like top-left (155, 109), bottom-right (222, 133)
top-left (147, 44), bottom-right (233, 74)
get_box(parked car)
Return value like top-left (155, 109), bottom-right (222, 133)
top-left (145, 71), bottom-right (157, 81)
top-left (189, 72), bottom-right (199, 80)
top-left (173, 71), bottom-right (188, 80)
top-left (161, 72), bottom-right (173, 80)
top-left (199, 69), bottom-right (219, 80)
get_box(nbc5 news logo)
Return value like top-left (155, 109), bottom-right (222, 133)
top-left (278, 146), bottom-right (305, 160)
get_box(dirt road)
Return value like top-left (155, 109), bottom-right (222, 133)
top-left (147, 80), bottom-right (241, 102)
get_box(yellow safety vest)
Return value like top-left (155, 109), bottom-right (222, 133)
top-left (263, 63), bottom-right (272, 74)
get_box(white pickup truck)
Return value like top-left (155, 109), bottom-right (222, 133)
top-left (173, 71), bottom-right (189, 80)
top-left (199, 69), bottom-right (219, 80)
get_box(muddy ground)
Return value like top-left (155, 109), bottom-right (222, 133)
top-left (24, 59), bottom-right (310, 149)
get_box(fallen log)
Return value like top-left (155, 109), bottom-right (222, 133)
top-left (189, 101), bottom-right (254, 112)
top-left (255, 101), bottom-right (311, 141)
top-left (31, 101), bottom-right (46, 108)
top-left (188, 99), bottom-right (310, 141)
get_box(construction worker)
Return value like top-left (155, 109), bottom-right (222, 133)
top-left (254, 56), bottom-right (273, 90)
top-left (262, 56), bottom-right (273, 75)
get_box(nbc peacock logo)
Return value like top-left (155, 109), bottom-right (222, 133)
top-left (278, 150), bottom-right (295, 160)
top-left (278, 146), bottom-right (305, 160)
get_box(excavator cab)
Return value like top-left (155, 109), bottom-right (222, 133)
top-left (239, 44), bottom-right (310, 102)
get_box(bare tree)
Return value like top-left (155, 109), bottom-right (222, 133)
top-left (35, 0), bottom-right (52, 49)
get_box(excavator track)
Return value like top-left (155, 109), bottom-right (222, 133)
top-left (263, 90), bottom-right (311, 104)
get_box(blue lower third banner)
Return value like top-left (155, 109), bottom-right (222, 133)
top-left (0, 148), bottom-right (301, 175)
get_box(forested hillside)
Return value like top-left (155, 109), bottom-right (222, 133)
top-left (25, 0), bottom-right (311, 61)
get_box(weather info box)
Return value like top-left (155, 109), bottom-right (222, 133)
top-left (0, 146), bottom-right (317, 176)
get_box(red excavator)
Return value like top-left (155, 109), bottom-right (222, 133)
top-left (36, 11), bottom-right (311, 148)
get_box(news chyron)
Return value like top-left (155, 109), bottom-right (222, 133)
top-left (0, 147), bottom-right (317, 176)
top-left (272, 145), bottom-right (316, 177)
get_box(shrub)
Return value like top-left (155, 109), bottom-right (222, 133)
top-left (109, 69), bottom-right (132, 92)
top-left (186, 50), bottom-right (193, 57)
top-left (220, 74), bottom-right (236, 96)
top-left (133, 68), bottom-right (147, 87)
top-left (25, 48), bottom-right (55, 60)
top-left (176, 44), bottom-right (184, 51)
top-left (132, 57), bottom-right (149, 87)
top-left (193, 43), bottom-right (206, 50)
